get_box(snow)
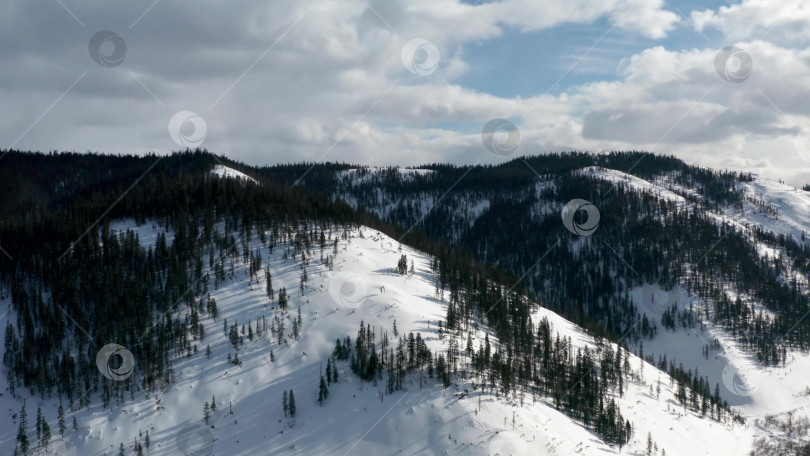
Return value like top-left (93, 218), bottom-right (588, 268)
top-left (738, 177), bottom-right (810, 244)
top-left (0, 221), bottom-right (758, 455)
top-left (211, 164), bottom-right (258, 184)
top-left (337, 167), bottom-right (435, 185)
top-left (108, 218), bottom-right (174, 248)
top-left (630, 282), bottom-right (810, 451)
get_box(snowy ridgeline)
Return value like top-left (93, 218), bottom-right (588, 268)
top-left (211, 164), bottom-right (259, 185)
top-left (0, 221), bottom-right (762, 456)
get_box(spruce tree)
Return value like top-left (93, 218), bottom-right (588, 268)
top-left (282, 390), bottom-right (289, 417)
top-left (57, 404), bottom-right (66, 437)
top-left (35, 407), bottom-right (42, 443)
top-left (17, 402), bottom-right (28, 455)
top-left (41, 421), bottom-right (51, 450)
top-left (204, 402), bottom-right (211, 424)
top-left (266, 268), bottom-right (274, 301)
top-left (278, 287), bottom-right (288, 311)
top-left (288, 390), bottom-right (296, 417)
top-left (318, 375), bottom-right (329, 405)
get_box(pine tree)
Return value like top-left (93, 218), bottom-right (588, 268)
top-left (396, 254), bottom-right (408, 274)
top-left (206, 344), bottom-right (211, 359)
top-left (288, 390), bottom-right (296, 417)
top-left (278, 287), bottom-right (288, 311)
top-left (35, 407), bottom-right (42, 443)
top-left (17, 402), bottom-right (28, 455)
top-left (282, 390), bottom-right (289, 417)
top-left (332, 361), bottom-right (339, 383)
top-left (266, 268), bottom-right (274, 301)
top-left (41, 421), bottom-right (51, 451)
top-left (318, 375), bottom-right (329, 405)
top-left (145, 430), bottom-right (150, 450)
top-left (119, 442), bottom-right (126, 456)
top-left (326, 359), bottom-right (333, 385)
top-left (72, 416), bottom-right (78, 431)
top-left (204, 402), bottom-right (211, 424)
top-left (57, 403), bottom-right (66, 437)
top-left (211, 395), bottom-right (216, 412)
top-left (209, 297), bottom-right (218, 319)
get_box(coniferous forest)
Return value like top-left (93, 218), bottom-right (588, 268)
top-left (267, 151), bottom-right (809, 367)
top-left (0, 149), bottom-right (793, 454)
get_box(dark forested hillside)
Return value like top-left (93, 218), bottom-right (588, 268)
top-left (2, 150), bottom-right (743, 452)
top-left (261, 151), bottom-right (809, 369)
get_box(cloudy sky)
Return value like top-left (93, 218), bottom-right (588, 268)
top-left (3, 0), bottom-right (810, 184)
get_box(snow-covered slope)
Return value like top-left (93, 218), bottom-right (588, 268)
top-left (583, 166), bottom-right (810, 245)
top-left (0, 222), bottom-right (754, 455)
top-left (212, 164), bottom-right (258, 184)
top-left (737, 177), bottom-right (810, 243)
top-left (575, 167), bottom-right (810, 452)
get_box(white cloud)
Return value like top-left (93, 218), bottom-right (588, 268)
top-left (691, 0), bottom-right (810, 45)
top-left (6, 0), bottom-right (810, 186)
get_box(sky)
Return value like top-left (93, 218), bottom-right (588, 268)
top-left (3, 0), bottom-right (810, 185)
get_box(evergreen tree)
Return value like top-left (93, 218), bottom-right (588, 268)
top-left (204, 401), bottom-right (211, 424)
top-left (17, 402), bottom-right (28, 455)
top-left (279, 287), bottom-right (288, 311)
top-left (318, 375), bottom-right (329, 405)
top-left (41, 421), bottom-right (51, 451)
top-left (35, 407), bottom-right (42, 443)
top-left (396, 254), bottom-right (408, 274)
top-left (266, 268), bottom-right (274, 301)
top-left (282, 390), bottom-right (289, 417)
top-left (57, 404), bottom-right (66, 437)
top-left (288, 390), bottom-right (296, 417)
